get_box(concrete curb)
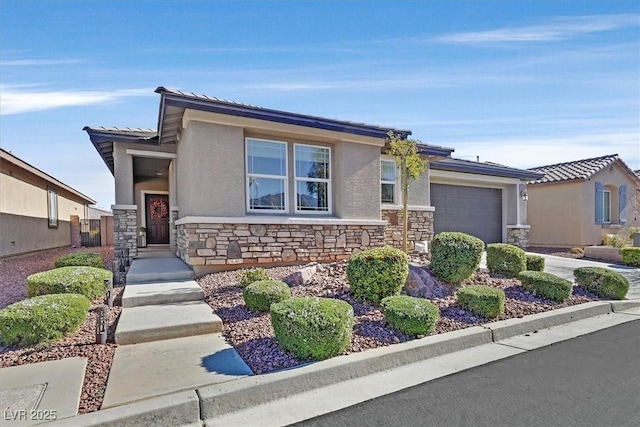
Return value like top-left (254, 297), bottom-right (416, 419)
top-left (483, 301), bottom-right (612, 341)
top-left (48, 390), bottom-right (201, 427)
top-left (198, 326), bottom-right (491, 420)
top-left (56, 299), bottom-right (640, 426)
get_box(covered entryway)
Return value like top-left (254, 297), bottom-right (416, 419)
top-left (431, 183), bottom-right (502, 244)
top-left (145, 194), bottom-right (170, 244)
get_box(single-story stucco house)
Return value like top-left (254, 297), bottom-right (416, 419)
top-left (0, 148), bottom-right (97, 257)
top-left (527, 154), bottom-right (640, 248)
top-left (84, 87), bottom-right (540, 273)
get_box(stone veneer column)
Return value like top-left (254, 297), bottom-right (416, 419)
top-left (170, 208), bottom-right (179, 254)
top-left (507, 225), bottom-right (530, 249)
top-left (381, 208), bottom-right (434, 252)
top-left (112, 206), bottom-right (138, 258)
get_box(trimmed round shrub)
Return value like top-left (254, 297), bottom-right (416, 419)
top-left (574, 267), bottom-right (629, 300)
top-left (243, 280), bottom-right (291, 312)
top-left (27, 266), bottom-right (111, 300)
top-left (526, 254), bottom-right (545, 272)
top-left (620, 247), bottom-right (640, 267)
top-left (486, 243), bottom-right (527, 278)
top-left (0, 294), bottom-right (90, 347)
top-left (457, 285), bottom-right (505, 319)
top-left (271, 297), bottom-right (354, 361)
top-left (430, 232), bottom-right (484, 285)
top-left (518, 271), bottom-right (572, 302)
top-left (239, 268), bottom-right (270, 288)
top-left (346, 246), bottom-right (409, 303)
top-left (380, 295), bottom-right (439, 336)
top-left (54, 252), bottom-right (104, 269)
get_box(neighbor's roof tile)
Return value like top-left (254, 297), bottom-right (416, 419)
top-left (528, 154), bottom-right (628, 184)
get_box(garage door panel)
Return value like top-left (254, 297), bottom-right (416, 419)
top-left (432, 184), bottom-right (502, 244)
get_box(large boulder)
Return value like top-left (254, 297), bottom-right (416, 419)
top-left (285, 263), bottom-right (318, 286)
top-left (403, 264), bottom-right (455, 299)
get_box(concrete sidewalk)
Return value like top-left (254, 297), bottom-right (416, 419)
top-left (44, 299), bottom-right (639, 426)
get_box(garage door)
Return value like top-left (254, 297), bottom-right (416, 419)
top-left (431, 184), bottom-right (502, 244)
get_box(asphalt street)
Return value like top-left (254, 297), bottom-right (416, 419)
top-left (293, 319), bottom-right (640, 427)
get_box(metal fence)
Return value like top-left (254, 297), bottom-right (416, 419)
top-left (80, 219), bottom-right (101, 247)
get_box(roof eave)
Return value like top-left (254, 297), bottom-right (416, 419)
top-left (431, 161), bottom-right (544, 181)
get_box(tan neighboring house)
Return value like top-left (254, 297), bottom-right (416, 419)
top-left (0, 148), bottom-right (96, 258)
top-left (527, 154), bottom-right (640, 248)
top-left (84, 87), bottom-right (539, 273)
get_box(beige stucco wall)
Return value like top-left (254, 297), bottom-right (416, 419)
top-left (1, 172), bottom-right (88, 257)
top-left (528, 161), bottom-right (639, 247)
top-left (178, 121), bottom-right (246, 216)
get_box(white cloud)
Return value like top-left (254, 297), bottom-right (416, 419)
top-left (0, 87), bottom-right (154, 115)
top-left (436, 14), bottom-right (640, 43)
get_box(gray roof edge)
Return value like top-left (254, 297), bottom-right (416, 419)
top-left (430, 158), bottom-right (544, 180)
top-left (155, 86), bottom-right (412, 138)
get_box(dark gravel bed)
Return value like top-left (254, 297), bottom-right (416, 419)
top-left (198, 261), bottom-right (600, 375)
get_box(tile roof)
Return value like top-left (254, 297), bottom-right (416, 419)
top-left (528, 154), bottom-right (639, 184)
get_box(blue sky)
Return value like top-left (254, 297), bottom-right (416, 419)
top-left (1, 0), bottom-right (639, 209)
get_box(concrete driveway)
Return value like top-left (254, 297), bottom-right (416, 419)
top-left (532, 253), bottom-right (640, 300)
top-left (480, 252), bottom-right (640, 300)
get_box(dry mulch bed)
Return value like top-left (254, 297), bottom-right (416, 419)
top-left (527, 246), bottom-right (584, 259)
top-left (0, 246), bottom-right (120, 414)
top-left (0, 247), bottom-right (600, 414)
top-left (198, 261), bottom-right (599, 375)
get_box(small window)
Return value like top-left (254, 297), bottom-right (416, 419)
top-left (48, 189), bottom-right (58, 228)
top-left (603, 190), bottom-right (611, 223)
top-left (381, 159), bottom-right (397, 204)
top-left (246, 138), bottom-right (288, 212)
top-left (294, 144), bottom-right (331, 213)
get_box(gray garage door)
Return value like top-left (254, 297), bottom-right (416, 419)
top-left (431, 184), bottom-right (502, 244)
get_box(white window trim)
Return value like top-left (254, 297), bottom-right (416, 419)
top-left (380, 155), bottom-right (401, 206)
top-left (603, 189), bottom-right (611, 224)
top-left (246, 138), bottom-right (289, 213)
top-left (294, 143), bottom-right (332, 215)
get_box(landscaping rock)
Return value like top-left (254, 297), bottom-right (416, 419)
top-left (285, 263), bottom-right (318, 286)
top-left (404, 264), bottom-right (456, 299)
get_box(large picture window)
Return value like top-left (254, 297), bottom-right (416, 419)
top-left (48, 189), bottom-right (58, 228)
top-left (294, 144), bottom-right (331, 213)
top-left (246, 138), bottom-right (288, 212)
top-left (381, 159), bottom-right (397, 204)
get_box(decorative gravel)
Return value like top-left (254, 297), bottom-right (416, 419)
top-left (198, 260), bottom-right (599, 375)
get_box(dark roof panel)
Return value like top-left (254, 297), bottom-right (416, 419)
top-left (431, 157), bottom-right (543, 180)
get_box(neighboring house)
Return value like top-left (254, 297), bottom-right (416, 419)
top-left (85, 87), bottom-right (538, 273)
top-left (0, 148), bottom-right (96, 258)
top-left (527, 154), bottom-right (640, 248)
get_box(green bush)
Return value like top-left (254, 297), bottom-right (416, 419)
top-left (54, 252), bottom-right (104, 269)
top-left (380, 295), bottom-right (439, 336)
top-left (604, 234), bottom-right (629, 248)
top-left (518, 271), bottom-right (572, 302)
top-left (620, 247), bottom-right (640, 267)
top-left (526, 254), bottom-right (545, 272)
top-left (430, 232), bottom-right (485, 285)
top-left (239, 268), bottom-right (270, 288)
top-left (243, 280), bottom-right (291, 312)
top-left (486, 243), bottom-right (527, 278)
top-left (457, 285), bottom-right (505, 318)
top-left (0, 294), bottom-right (90, 347)
top-left (574, 267), bottom-right (629, 300)
top-left (27, 266), bottom-right (111, 300)
top-left (346, 246), bottom-right (409, 303)
top-left (628, 227), bottom-right (640, 239)
top-left (271, 297), bottom-right (354, 361)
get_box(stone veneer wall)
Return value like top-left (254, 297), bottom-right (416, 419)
top-left (381, 209), bottom-right (434, 251)
top-left (176, 223), bottom-right (387, 268)
top-left (113, 208), bottom-right (138, 258)
top-left (507, 226), bottom-right (530, 249)
top-left (170, 209), bottom-right (179, 253)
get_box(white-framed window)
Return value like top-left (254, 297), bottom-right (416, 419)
top-left (603, 190), bottom-right (611, 223)
top-left (381, 158), bottom-right (397, 205)
top-left (47, 189), bottom-right (58, 228)
top-left (294, 144), bottom-right (331, 213)
top-left (246, 138), bottom-right (288, 212)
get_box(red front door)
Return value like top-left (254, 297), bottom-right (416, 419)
top-left (145, 194), bottom-right (169, 244)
